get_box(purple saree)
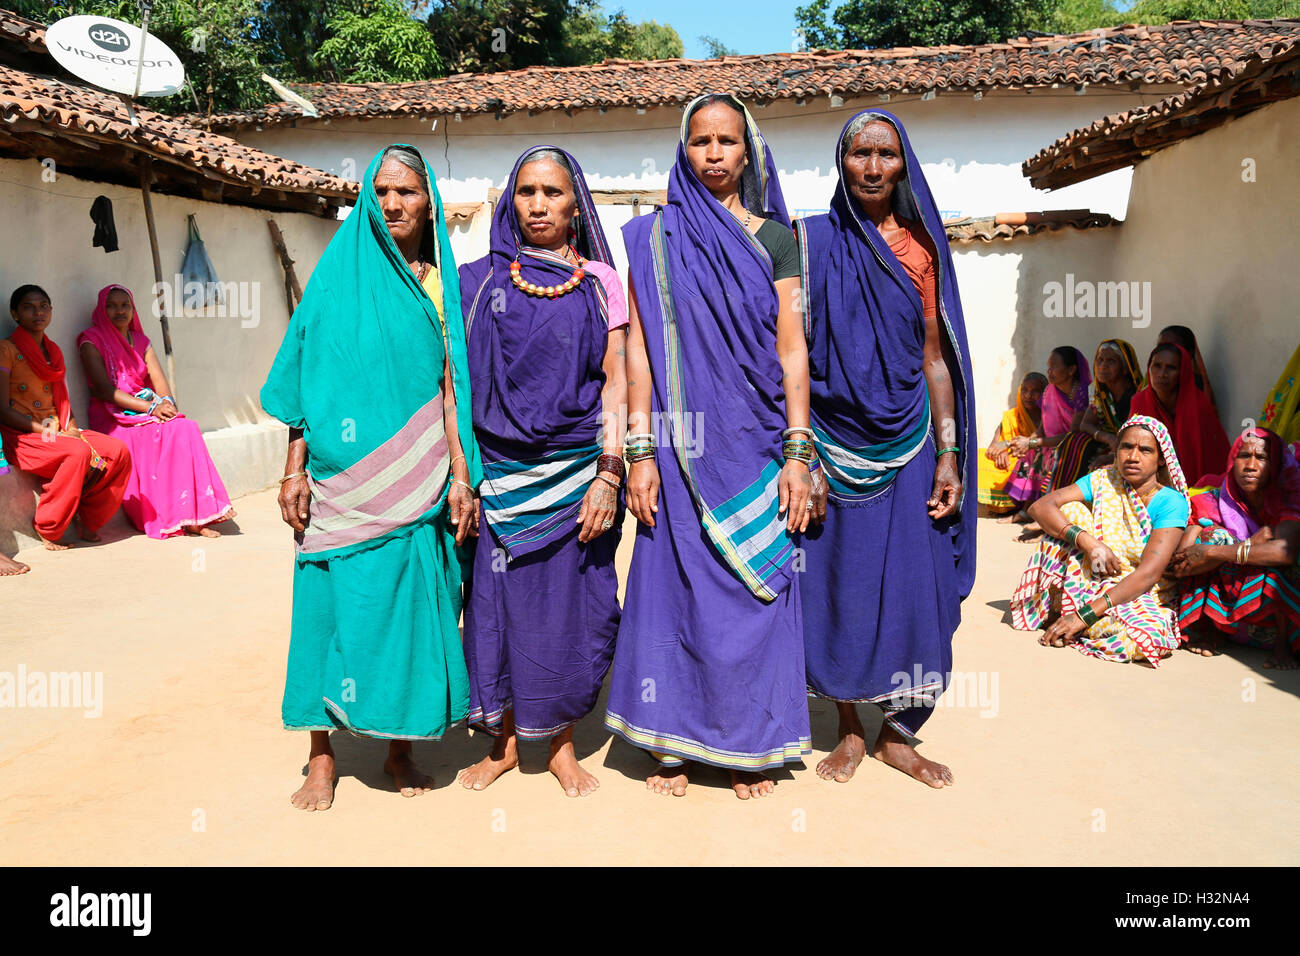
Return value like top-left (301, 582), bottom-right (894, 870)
top-left (458, 146), bottom-right (621, 740)
top-left (796, 110), bottom-right (977, 739)
top-left (603, 94), bottom-right (812, 770)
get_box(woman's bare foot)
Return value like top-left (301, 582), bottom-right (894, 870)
top-left (1264, 639), bottom-right (1299, 670)
top-left (186, 525), bottom-right (221, 538)
top-left (1038, 631), bottom-right (1070, 647)
top-left (384, 741), bottom-right (434, 797)
top-left (41, 537), bottom-right (71, 551)
top-left (872, 724), bottom-right (953, 789)
top-left (994, 511), bottom-right (1018, 524)
top-left (816, 732), bottom-right (866, 783)
top-left (818, 703), bottom-right (868, 783)
top-left (1184, 632), bottom-right (1219, 657)
top-left (74, 516), bottom-right (100, 542)
top-left (290, 748), bottom-right (336, 811)
top-left (646, 762), bottom-right (689, 796)
top-left (457, 729), bottom-right (519, 791)
top-left (0, 553), bottom-right (30, 575)
top-left (730, 769), bottom-right (775, 800)
top-left (548, 729), bottom-right (599, 797)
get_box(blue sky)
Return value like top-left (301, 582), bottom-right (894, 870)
top-left (614, 0), bottom-right (1142, 58)
top-left (614, 0), bottom-right (806, 58)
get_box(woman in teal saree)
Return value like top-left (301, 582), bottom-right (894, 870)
top-left (262, 144), bottom-right (482, 810)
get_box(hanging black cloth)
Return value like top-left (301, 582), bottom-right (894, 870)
top-left (90, 195), bottom-right (118, 253)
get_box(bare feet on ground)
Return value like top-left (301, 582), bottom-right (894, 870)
top-left (548, 729), bottom-right (599, 797)
top-left (186, 525), bottom-right (222, 538)
top-left (730, 769), bottom-right (775, 800)
top-left (41, 537), bottom-right (71, 551)
top-left (816, 730), bottom-right (867, 783)
top-left (646, 762), bottom-right (689, 796)
top-left (1264, 639), bottom-right (1299, 670)
top-left (872, 724), bottom-right (953, 789)
top-left (74, 517), bottom-right (100, 542)
top-left (290, 752), bottom-right (337, 811)
top-left (457, 729), bottom-right (519, 791)
top-left (0, 553), bottom-right (29, 575)
top-left (384, 742), bottom-right (434, 797)
top-left (1015, 523), bottom-right (1043, 543)
top-left (1184, 632), bottom-right (1219, 657)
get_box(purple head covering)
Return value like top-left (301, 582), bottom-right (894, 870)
top-left (621, 92), bottom-right (797, 601)
top-left (796, 109), bottom-right (978, 598)
top-left (459, 145), bottom-right (614, 452)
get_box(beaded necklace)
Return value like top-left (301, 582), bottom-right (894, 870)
top-left (509, 244), bottom-right (586, 298)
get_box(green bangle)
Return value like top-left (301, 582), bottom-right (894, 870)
top-left (1077, 603), bottom-right (1100, 627)
top-left (935, 445), bottom-right (960, 458)
top-left (1063, 524), bottom-right (1083, 547)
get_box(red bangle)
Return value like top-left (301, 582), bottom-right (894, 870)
top-left (597, 453), bottom-right (625, 481)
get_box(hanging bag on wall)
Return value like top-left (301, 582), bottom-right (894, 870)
top-left (180, 214), bottom-right (223, 307)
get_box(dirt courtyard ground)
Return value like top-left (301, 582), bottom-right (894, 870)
top-left (3, 487), bottom-right (1297, 866)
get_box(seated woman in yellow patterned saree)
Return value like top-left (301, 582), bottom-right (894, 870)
top-left (978, 371), bottom-right (1046, 520)
top-left (1010, 415), bottom-right (1190, 666)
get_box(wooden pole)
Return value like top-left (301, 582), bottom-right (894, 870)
top-left (266, 219), bottom-right (303, 311)
top-left (138, 156), bottom-right (177, 397)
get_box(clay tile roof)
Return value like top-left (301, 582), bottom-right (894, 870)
top-left (1024, 35), bottom-right (1300, 189)
top-left (182, 18), bottom-right (1300, 129)
top-left (943, 210), bottom-right (1120, 242)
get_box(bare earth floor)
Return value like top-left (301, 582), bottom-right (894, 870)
top-left (2, 488), bottom-right (1297, 866)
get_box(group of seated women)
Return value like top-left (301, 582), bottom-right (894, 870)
top-left (979, 326), bottom-right (1231, 528)
top-left (987, 337), bottom-right (1300, 670)
top-left (1, 283), bottom-right (235, 575)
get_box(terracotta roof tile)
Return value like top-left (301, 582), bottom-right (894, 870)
top-left (0, 59), bottom-right (357, 213)
top-left (944, 210), bottom-right (1120, 242)
top-left (187, 19), bottom-right (1300, 129)
top-left (1024, 36), bottom-right (1300, 189)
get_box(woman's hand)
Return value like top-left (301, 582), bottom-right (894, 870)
top-left (58, 425), bottom-right (83, 439)
top-left (1081, 538), bottom-right (1122, 577)
top-left (447, 483), bottom-right (477, 545)
top-left (928, 454), bottom-right (961, 520)
top-left (278, 475), bottom-right (311, 532)
top-left (779, 459), bottom-right (813, 533)
top-left (992, 445), bottom-right (1011, 471)
top-left (152, 401), bottom-right (178, 422)
top-left (809, 466), bottom-right (828, 525)
top-left (576, 475), bottom-right (619, 543)
top-left (626, 458), bottom-right (660, 527)
top-left (1096, 430), bottom-right (1118, 451)
top-left (1009, 436), bottom-right (1033, 458)
top-left (1170, 542), bottom-right (1214, 577)
top-left (1041, 610), bottom-right (1087, 647)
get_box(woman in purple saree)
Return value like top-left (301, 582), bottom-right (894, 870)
top-left (605, 94), bottom-right (816, 800)
top-left (797, 110), bottom-right (976, 789)
top-left (456, 146), bottom-right (628, 797)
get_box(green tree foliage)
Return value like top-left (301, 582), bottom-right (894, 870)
top-left (317, 0), bottom-right (443, 82)
top-left (793, 0), bottom-right (1300, 49)
top-left (699, 34), bottom-right (739, 58)
top-left (794, 0), bottom-right (1056, 49)
top-left (559, 2), bottom-right (683, 65)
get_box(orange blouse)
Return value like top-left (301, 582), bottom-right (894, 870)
top-left (0, 337), bottom-right (59, 424)
top-left (887, 219), bottom-right (939, 321)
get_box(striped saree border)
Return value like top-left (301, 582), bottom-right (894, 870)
top-left (479, 443), bottom-right (601, 559)
top-left (649, 213), bottom-right (790, 602)
top-left (299, 393), bottom-right (450, 556)
top-left (605, 710), bottom-right (811, 771)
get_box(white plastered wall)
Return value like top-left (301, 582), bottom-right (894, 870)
top-left (0, 155), bottom-right (339, 550)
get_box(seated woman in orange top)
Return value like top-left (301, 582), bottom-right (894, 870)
top-left (0, 285), bottom-right (131, 550)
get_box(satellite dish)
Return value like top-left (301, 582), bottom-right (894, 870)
top-left (45, 15), bottom-right (184, 97)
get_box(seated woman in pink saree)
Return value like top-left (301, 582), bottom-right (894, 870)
top-left (76, 284), bottom-right (235, 538)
